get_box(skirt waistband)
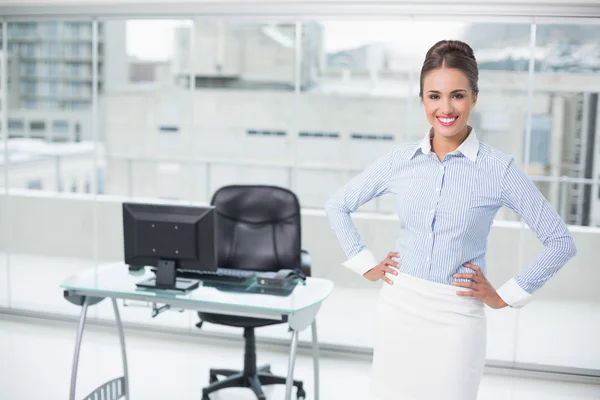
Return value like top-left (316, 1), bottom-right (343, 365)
top-left (387, 271), bottom-right (470, 295)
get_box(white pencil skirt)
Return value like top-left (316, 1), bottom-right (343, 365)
top-left (370, 272), bottom-right (487, 400)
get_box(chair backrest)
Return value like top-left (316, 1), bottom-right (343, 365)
top-left (211, 185), bottom-right (301, 272)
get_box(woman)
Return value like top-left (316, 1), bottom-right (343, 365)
top-left (325, 40), bottom-right (577, 400)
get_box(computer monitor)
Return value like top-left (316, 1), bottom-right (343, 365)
top-left (122, 202), bottom-right (217, 291)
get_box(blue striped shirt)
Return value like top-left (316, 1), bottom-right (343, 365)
top-left (325, 129), bottom-right (577, 308)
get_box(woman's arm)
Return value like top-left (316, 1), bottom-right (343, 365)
top-left (497, 158), bottom-right (577, 308)
top-left (325, 148), bottom-right (395, 276)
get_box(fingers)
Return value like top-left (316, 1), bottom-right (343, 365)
top-left (381, 274), bottom-right (394, 285)
top-left (453, 272), bottom-right (481, 283)
top-left (463, 263), bottom-right (481, 275)
top-left (452, 281), bottom-right (476, 289)
top-left (385, 257), bottom-right (400, 269)
top-left (382, 265), bottom-right (398, 276)
top-left (456, 290), bottom-right (476, 297)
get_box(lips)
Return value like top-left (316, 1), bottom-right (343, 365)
top-left (436, 116), bottom-right (458, 127)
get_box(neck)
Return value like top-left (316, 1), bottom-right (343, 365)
top-left (431, 125), bottom-right (470, 160)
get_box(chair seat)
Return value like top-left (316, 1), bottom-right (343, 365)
top-left (198, 312), bottom-right (285, 328)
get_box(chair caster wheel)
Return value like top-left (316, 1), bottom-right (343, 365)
top-left (209, 374), bottom-right (218, 383)
top-left (297, 388), bottom-right (306, 399)
top-left (202, 395), bottom-right (210, 400)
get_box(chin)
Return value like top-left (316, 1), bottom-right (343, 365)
top-left (432, 120), bottom-right (468, 138)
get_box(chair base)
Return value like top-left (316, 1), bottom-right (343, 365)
top-left (202, 364), bottom-right (305, 400)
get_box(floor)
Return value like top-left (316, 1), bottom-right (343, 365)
top-left (0, 316), bottom-right (599, 400)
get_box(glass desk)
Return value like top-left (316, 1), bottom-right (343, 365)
top-left (61, 263), bottom-right (334, 400)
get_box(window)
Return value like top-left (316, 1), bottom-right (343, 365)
top-left (21, 82), bottom-right (37, 95)
top-left (246, 129), bottom-right (287, 136)
top-left (524, 115), bottom-right (552, 165)
top-left (41, 22), bottom-right (58, 37)
top-left (67, 64), bottom-right (81, 77)
top-left (159, 126), bottom-right (179, 133)
top-left (64, 22), bottom-right (81, 37)
top-left (71, 101), bottom-right (90, 110)
top-left (299, 131), bottom-right (339, 138)
top-left (27, 179), bottom-right (43, 190)
top-left (52, 121), bottom-right (69, 134)
top-left (350, 133), bottom-right (394, 141)
top-left (66, 44), bottom-right (81, 57)
top-left (43, 43), bottom-right (60, 58)
top-left (8, 119), bottom-right (25, 138)
top-left (21, 43), bottom-right (36, 57)
top-left (23, 100), bottom-right (38, 109)
top-left (20, 62), bottom-right (36, 77)
top-left (47, 62), bottom-right (60, 77)
top-left (48, 81), bottom-right (59, 96)
top-left (30, 121), bottom-right (46, 131)
top-left (8, 119), bottom-right (24, 132)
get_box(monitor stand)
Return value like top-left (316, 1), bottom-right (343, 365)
top-left (136, 260), bottom-right (199, 292)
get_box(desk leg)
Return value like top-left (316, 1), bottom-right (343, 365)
top-left (70, 296), bottom-right (90, 400)
top-left (285, 330), bottom-right (299, 400)
top-left (111, 298), bottom-right (129, 399)
top-left (311, 320), bottom-right (320, 400)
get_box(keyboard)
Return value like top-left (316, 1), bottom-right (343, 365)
top-left (177, 268), bottom-right (256, 284)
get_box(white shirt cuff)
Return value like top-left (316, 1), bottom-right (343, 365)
top-left (496, 278), bottom-right (533, 308)
top-left (342, 249), bottom-right (379, 276)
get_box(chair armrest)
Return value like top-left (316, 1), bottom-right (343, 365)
top-left (300, 250), bottom-right (312, 277)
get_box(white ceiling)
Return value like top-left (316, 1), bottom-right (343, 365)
top-left (0, 0), bottom-right (599, 19)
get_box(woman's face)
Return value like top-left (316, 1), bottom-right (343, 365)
top-left (421, 67), bottom-right (477, 139)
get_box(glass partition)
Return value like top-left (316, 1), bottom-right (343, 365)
top-left (0, 21), bottom-right (8, 308)
top-left (1, 14), bottom-right (599, 376)
top-left (0, 20), bottom-right (97, 316)
top-left (515, 22), bottom-right (600, 371)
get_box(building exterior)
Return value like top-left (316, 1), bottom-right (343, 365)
top-left (0, 20), bottom-right (126, 111)
top-left (99, 68), bottom-right (600, 226)
top-left (172, 21), bottom-right (323, 90)
top-left (3, 21), bottom-right (600, 227)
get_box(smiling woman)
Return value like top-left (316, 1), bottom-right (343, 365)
top-left (324, 39), bottom-right (577, 400)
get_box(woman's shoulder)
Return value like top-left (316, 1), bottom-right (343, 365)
top-left (386, 141), bottom-right (422, 159)
top-left (477, 141), bottom-right (515, 166)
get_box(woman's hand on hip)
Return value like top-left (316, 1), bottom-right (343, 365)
top-left (452, 263), bottom-right (508, 309)
top-left (363, 251), bottom-right (400, 285)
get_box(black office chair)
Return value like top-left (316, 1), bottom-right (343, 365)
top-left (198, 185), bottom-right (311, 400)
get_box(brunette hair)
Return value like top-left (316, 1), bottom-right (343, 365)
top-left (419, 40), bottom-right (479, 97)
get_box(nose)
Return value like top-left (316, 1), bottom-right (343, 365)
top-left (440, 98), bottom-right (454, 115)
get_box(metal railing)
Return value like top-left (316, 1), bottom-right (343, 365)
top-left (3, 151), bottom-right (600, 225)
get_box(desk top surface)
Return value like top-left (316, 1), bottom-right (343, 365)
top-left (61, 263), bottom-right (335, 314)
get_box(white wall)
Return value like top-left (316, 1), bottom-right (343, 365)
top-left (0, 191), bottom-right (598, 302)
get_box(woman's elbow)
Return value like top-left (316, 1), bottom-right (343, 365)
top-left (566, 236), bottom-right (577, 259)
top-left (324, 196), bottom-right (338, 215)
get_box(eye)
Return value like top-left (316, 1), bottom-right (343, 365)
top-left (428, 94), bottom-right (439, 100)
top-left (453, 93), bottom-right (465, 99)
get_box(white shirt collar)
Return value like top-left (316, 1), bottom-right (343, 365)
top-left (412, 127), bottom-right (479, 163)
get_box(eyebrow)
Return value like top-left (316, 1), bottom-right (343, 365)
top-left (426, 89), bottom-right (468, 94)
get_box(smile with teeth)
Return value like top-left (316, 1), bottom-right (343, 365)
top-left (437, 116), bottom-right (458, 126)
